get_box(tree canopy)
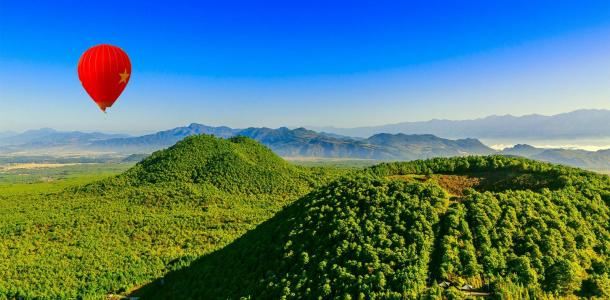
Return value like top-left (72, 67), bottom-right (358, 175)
top-left (1, 137), bottom-right (609, 299)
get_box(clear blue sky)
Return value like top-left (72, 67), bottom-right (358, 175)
top-left (1, 0), bottom-right (610, 133)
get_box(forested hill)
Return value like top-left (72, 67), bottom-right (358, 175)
top-left (0, 135), bottom-right (347, 299)
top-left (108, 134), bottom-right (331, 195)
top-left (134, 155), bottom-right (610, 299)
top-left (2, 136), bottom-right (610, 298)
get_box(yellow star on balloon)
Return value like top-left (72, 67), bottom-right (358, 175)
top-left (119, 69), bottom-right (130, 83)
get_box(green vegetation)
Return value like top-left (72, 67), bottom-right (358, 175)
top-left (1, 136), bottom-right (609, 299)
top-left (371, 156), bottom-right (610, 298)
top-left (134, 176), bottom-right (447, 299)
top-left (0, 135), bottom-right (346, 299)
top-left (0, 163), bottom-right (132, 195)
top-left (109, 135), bottom-right (334, 195)
top-left (136, 155), bottom-right (610, 299)
top-left (0, 155), bottom-right (119, 165)
top-left (285, 157), bottom-right (379, 168)
top-left (0, 163), bottom-right (132, 185)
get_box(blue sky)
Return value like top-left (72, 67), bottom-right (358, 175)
top-left (1, 0), bottom-right (610, 133)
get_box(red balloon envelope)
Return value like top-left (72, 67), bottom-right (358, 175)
top-left (77, 44), bottom-right (131, 112)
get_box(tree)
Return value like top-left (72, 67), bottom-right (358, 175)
top-left (544, 259), bottom-right (582, 295)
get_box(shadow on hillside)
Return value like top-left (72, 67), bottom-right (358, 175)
top-left (471, 170), bottom-right (565, 192)
top-left (128, 197), bottom-right (305, 299)
top-left (389, 171), bottom-right (564, 197)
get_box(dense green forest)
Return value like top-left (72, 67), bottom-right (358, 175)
top-left (134, 176), bottom-right (447, 299)
top-left (1, 136), bottom-right (609, 299)
top-left (0, 135), bottom-right (347, 299)
top-left (371, 157), bottom-right (610, 298)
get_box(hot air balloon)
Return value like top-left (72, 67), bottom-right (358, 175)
top-left (77, 44), bottom-right (131, 112)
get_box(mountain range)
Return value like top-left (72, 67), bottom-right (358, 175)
top-left (500, 144), bottom-right (610, 170)
top-left (0, 128), bottom-right (128, 149)
top-left (312, 109), bottom-right (610, 139)
top-left (1, 109), bottom-right (609, 170)
top-left (0, 131), bottom-right (16, 139)
top-left (91, 124), bottom-right (494, 160)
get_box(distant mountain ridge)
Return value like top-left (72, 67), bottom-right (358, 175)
top-left (89, 124), bottom-right (610, 168)
top-left (0, 131), bottom-right (16, 139)
top-left (91, 124), bottom-right (237, 152)
top-left (313, 109), bottom-right (610, 139)
top-left (0, 128), bottom-right (128, 148)
top-left (500, 144), bottom-right (610, 170)
top-left (2, 109), bottom-right (610, 170)
top-left (91, 124), bottom-right (495, 160)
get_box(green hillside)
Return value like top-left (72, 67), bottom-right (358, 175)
top-left (2, 137), bottom-right (609, 299)
top-left (0, 135), bottom-right (345, 299)
top-left (372, 156), bottom-right (610, 298)
top-left (133, 176), bottom-right (447, 299)
top-left (92, 135), bottom-right (334, 195)
top-left (134, 156), bottom-right (610, 299)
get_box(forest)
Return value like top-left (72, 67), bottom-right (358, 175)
top-left (1, 135), bottom-right (609, 299)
